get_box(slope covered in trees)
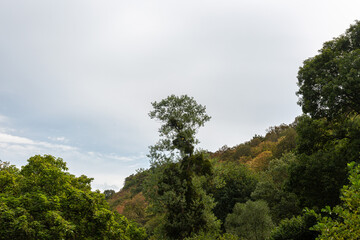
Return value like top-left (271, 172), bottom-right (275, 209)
top-left (108, 20), bottom-right (360, 239)
top-left (108, 120), bottom-right (300, 238)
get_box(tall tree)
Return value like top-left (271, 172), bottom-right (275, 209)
top-left (148, 94), bottom-right (211, 164)
top-left (297, 20), bottom-right (360, 120)
top-left (289, 21), bottom-right (360, 210)
top-left (145, 95), bottom-right (219, 239)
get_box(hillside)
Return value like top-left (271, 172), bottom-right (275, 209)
top-left (107, 121), bottom-right (298, 229)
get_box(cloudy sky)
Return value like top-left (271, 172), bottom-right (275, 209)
top-left (0, 0), bottom-right (359, 191)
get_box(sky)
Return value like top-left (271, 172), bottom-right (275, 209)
top-left (1, 0), bottom-right (359, 191)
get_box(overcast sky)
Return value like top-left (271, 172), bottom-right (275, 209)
top-left (0, 0), bottom-right (359, 191)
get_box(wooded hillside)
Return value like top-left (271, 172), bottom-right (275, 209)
top-left (1, 20), bottom-right (360, 240)
top-left (107, 21), bottom-right (360, 240)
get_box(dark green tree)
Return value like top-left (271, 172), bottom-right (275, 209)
top-left (270, 209), bottom-right (319, 240)
top-left (148, 94), bottom-right (211, 163)
top-left (104, 189), bottom-right (116, 199)
top-left (145, 95), bottom-right (219, 239)
top-left (287, 115), bottom-right (360, 209)
top-left (289, 21), bottom-right (360, 210)
top-left (0, 156), bottom-right (147, 240)
top-left (211, 162), bottom-right (258, 227)
top-left (252, 153), bottom-right (301, 223)
top-left (297, 20), bottom-right (360, 120)
top-left (313, 162), bottom-right (360, 239)
top-left (225, 200), bottom-right (274, 240)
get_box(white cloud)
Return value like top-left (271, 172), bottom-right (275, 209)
top-left (0, 133), bottom-right (34, 145)
top-left (0, 132), bottom-right (76, 152)
top-left (48, 136), bottom-right (68, 143)
top-left (0, 130), bottom-right (147, 192)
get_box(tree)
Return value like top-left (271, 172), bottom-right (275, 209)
top-left (148, 94), bottom-right (211, 164)
top-left (313, 162), bottom-right (360, 239)
top-left (270, 209), bottom-right (319, 240)
top-left (104, 189), bottom-right (116, 199)
top-left (251, 153), bottom-right (300, 223)
top-left (145, 95), bottom-right (219, 239)
top-left (272, 127), bottom-right (297, 159)
top-left (121, 193), bottom-right (148, 225)
top-left (293, 20), bottom-right (360, 214)
top-left (0, 156), bottom-right (147, 240)
top-left (297, 21), bottom-right (360, 120)
top-left (225, 200), bottom-right (274, 240)
top-left (287, 115), bottom-right (360, 209)
top-left (184, 232), bottom-right (238, 240)
top-left (211, 162), bottom-right (258, 227)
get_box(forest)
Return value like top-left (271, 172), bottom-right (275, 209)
top-left (1, 21), bottom-right (360, 239)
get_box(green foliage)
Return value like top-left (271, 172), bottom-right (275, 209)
top-left (211, 162), bottom-right (258, 226)
top-left (225, 200), bottom-right (274, 240)
top-left (0, 160), bottom-right (20, 194)
top-left (146, 95), bottom-right (219, 239)
top-left (212, 123), bottom-right (296, 171)
top-left (145, 153), bottom-right (220, 239)
top-left (123, 168), bottom-right (150, 195)
top-left (313, 162), bottom-right (360, 239)
top-left (297, 20), bottom-right (360, 120)
top-left (217, 233), bottom-right (239, 240)
top-left (295, 115), bottom-right (330, 156)
top-left (0, 156), bottom-right (147, 240)
top-left (233, 144), bottom-right (252, 159)
top-left (184, 232), bottom-right (238, 240)
top-left (270, 209), bottom-right (319, 240)
top-left (265, 124), bottom-right (294, 142)
top-left (252, 153), bottom-right (301, 223)
top-left (272, 128), bottom-right (297, 159)
top-left (148, 94), bottom-right (211, 163)
top-left (287, 115), bottom-right (360, 209)
top-left (267, 153), bottom-right (296, 186)
top-left (287, 152), bottom-right (347, 209)
top-left (251, 181), bottom-right (300, 224)
top-left (249, 135), bottom-right (264, 147)
top-left (104, 189), bottom-right (116, 199)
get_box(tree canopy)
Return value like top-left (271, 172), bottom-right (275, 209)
top-left (297, 20), bottom-right (360, 120)
top-left (313, 162), bottom-right (360, 239)
top-left (225, 200), bottom-right (274, 240)
top-left (290, 21), bottom-right (360, 210)
top-left (0, 156), bottom-right (146, 240)
top-left (148, 94), bottom-right (211, 164)
top-left (145, 95), bottom-right (219, 239)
